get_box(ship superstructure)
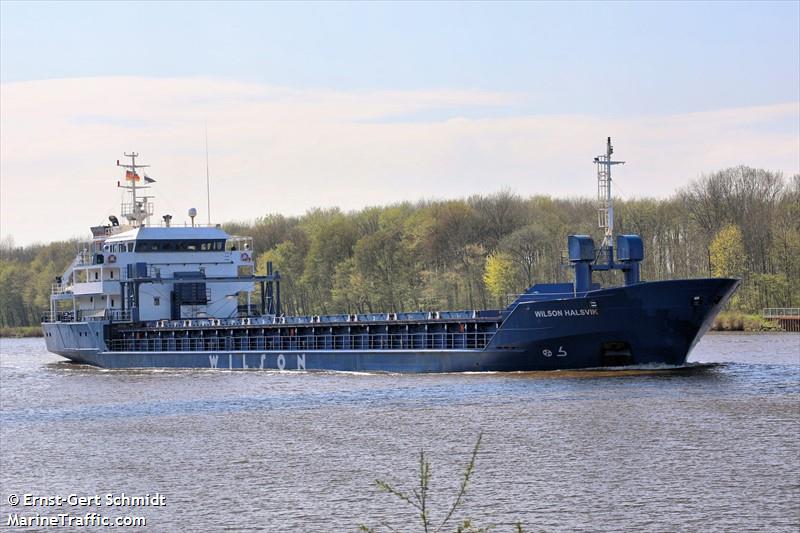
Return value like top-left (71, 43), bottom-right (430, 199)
top-left (48, 154), bottom-right (274, 327)
top-left (42, 144), bottom-right (739, 372)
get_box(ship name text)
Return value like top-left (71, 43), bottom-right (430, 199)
top-left (534, 308), bottom-right (599, 318)
top-left (209, 353), bottom-right (306, 370)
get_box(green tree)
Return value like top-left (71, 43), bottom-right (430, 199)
top-left (301, 210), bottom-right (358, 314)
top-left (256, 232), bottom-right (310, 315)
top-left (709, 224), bottom-right (746, 310)
top-left (483, 252), bottom-right (516, 306)
top-left (709, 224), bottom-right (746, 279)
top-left (499, 223), bottom-right (551, 287)
top-left (352, 207), bottom-right (419, 312)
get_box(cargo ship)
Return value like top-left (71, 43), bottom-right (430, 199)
top-left (42, 140), bottom-right (739, 371)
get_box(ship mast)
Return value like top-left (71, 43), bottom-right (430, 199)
top-left (117, 152), bottom-right (153, 227)
top-left (594, 137), bottom-right (625, 264)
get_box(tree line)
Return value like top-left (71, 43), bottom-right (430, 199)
top-left (1, 166), bottom-right (798, 328)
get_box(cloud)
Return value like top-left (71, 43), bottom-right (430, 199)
top-left (1, 76), bottom-right (798, 245)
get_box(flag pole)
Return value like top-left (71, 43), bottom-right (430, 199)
top-left (205, 122), bottom-right (211, 225)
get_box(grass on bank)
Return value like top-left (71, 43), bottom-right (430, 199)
top-left (0, 326), bottom-right (43, 338)
top-left (710, 312), bottom-right (783, 332)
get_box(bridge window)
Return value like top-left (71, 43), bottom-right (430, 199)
top-left (133, 240), bottom-right (225, 252)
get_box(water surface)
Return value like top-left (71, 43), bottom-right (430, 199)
top-left (1, 333), bottom-right (798, 531)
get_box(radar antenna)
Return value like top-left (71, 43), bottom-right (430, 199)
top-left (205, 122), bottom-right (212, 225)
top-left (593, 137), bottom-right (625, 264)
top-left (116, 152), bottom-right (153, 227)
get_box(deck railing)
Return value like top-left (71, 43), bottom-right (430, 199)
top-left (762, 308), bottom-right (800, 332)
top-left (107, 332), bottom-right (493, 352)
top-left (763, 308), bottom-right (800, 318)
top-left (41, 309), bottom-right (132, 323)
top-left (41, 311), bottom-right (71, 323)
top-left (51, 283), bottom-right (71, 295)
top-left (107, 309), bottom-right (133, 322)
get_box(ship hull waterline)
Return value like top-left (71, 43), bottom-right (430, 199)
top-left (42, 278), bottom-right (739, 373)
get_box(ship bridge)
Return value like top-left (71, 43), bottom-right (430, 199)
top-left (102, 226), bottom-right (237, 253)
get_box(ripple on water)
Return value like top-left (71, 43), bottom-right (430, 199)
top-left (0, 334), bottom-right (798, 531)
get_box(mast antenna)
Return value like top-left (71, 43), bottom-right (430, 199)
top-left (205, 123), bottom-right (211, 225)
top-left (117, 152), bottom-right (153, 227)
top-left (593, 137), bottom-right (625, 264)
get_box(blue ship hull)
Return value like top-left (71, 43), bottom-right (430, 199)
top-left (43, 278), bottom-right (739, 372)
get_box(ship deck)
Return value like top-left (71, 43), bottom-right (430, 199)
top-left (109, 310), bottom-right (505, 353)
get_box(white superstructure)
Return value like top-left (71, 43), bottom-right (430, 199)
top-left (49, 154), bottom-right (259, 323)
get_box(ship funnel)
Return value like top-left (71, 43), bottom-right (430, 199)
top-left (568, 235), bottom-right (595, 294)
top-left (616, 235), bottom-right (643, 285)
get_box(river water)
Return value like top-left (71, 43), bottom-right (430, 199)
top-left (1, 333), bottom-right (798, 532)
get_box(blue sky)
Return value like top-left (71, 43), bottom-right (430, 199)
top-left (1, 1), bottom-right (798, 244)
top-left (3, 2), bottom-right (798, 113)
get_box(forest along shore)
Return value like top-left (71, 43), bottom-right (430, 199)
top-left (1, 166), bottom-right (797, 331)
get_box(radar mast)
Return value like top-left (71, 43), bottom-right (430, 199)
top-left (594, 137), bottom-right (625, 264)
top-left (117, 152), bottom-right (153, 227)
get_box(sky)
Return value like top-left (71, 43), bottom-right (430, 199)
top-left (1, 1), bottom-right (798, 246)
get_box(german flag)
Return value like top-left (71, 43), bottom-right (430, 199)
top-left (125, 170), bottom-right (141, 182)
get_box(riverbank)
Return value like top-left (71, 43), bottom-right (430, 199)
top-left (0, 327), bottom-right (43, 338)
top-left (710, 312), bottom-right (783, 332)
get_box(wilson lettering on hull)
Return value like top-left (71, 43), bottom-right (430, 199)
top-left (206, 353), bottom-right (307, 370)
